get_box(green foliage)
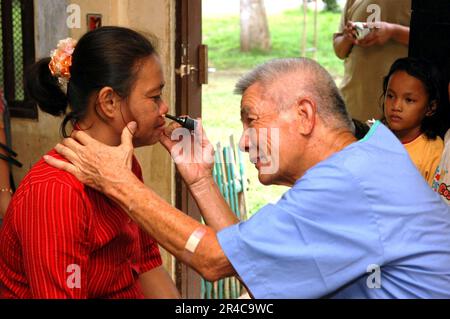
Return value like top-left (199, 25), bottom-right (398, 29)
top-left (323, 0), bottom-right (340, 13)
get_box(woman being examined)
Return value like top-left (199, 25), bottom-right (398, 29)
top-left (0, 27), bottom-right (179, 299)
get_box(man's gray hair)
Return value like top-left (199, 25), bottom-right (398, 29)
top-left (235, 58), bottom-right (353, 130)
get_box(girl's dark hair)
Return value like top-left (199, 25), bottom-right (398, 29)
top-left (352, 118), bottom-right (370, 140)
top-left (26, 26), bottom-right (156, 137)
top-left (381, 57), bottom-right (448, 140)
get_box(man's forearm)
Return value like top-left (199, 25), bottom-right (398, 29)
top-left (189, 176), bottom-right (239, 231)
top-left (107, 172), bottom-right (236, 282)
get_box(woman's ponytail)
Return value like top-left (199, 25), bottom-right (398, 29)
top-left (25, 57), bottom-right (68, 116)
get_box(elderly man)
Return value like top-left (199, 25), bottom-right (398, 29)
top-left (45, 58), bottom-right (450, 298)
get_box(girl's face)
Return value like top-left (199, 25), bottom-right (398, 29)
top-left (384, 70), bottom-right (433, 142)
top-left (120, 55), bottom-right (169, 147)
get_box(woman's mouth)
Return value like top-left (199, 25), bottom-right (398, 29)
top-left (155, 120), bottom-right (166, 129)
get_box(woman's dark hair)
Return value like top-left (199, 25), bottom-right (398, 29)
top-left (381, 57), bottom-right (448, 140)
top-left (26, 26), bottom-right (156, 137)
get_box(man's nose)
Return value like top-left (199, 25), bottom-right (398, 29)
top-left (239, 130), bottom-right (250, 153)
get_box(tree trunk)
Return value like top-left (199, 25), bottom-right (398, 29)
top-left (240, 0), bottom-right (271, 52)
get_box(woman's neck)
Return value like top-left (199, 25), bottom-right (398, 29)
top-left (75, 119), bottom-right (121, 146)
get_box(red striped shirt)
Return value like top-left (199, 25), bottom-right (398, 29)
top-left (0, 150), bottom-right (162, 299)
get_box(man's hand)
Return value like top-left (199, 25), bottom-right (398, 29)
top-left (44, 122), bottom-right (138, 194)
top-left (159, 118), bottom-right (215, 187)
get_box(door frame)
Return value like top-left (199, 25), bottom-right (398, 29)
top-left (175, 0), bottom-right (203, 299)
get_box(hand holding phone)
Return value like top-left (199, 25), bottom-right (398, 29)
top-left (351, 22), bottom-right (371, 40)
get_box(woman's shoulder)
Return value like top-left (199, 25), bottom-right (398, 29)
top-left (15, 149), bottom-right (86, 198)
top-left (14, 151), bottom-right (143, 202)
top-left (5, 150), bottom-right (91, 229)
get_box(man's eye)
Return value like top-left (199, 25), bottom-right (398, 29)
top-left (150, 95), bottom-right (162, 101)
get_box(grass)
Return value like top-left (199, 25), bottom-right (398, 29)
top-left (203, 8), bottom-right (344, 77)
top-left (202, 8), bottom-right (343, 215)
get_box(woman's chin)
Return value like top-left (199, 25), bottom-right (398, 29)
top-left (132, 136), bottom-right (160, 148)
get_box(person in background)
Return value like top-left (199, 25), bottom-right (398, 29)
top-left (382, 57), bottom-right (445, 186)
top-left (0, 27), bottom-right (179, 299)
top-left (432, 59), bottom-right (450, 203)
top-left (333, 0), bottom-right (411, 122)
top-left (0, 92), bottom-right (12, 219)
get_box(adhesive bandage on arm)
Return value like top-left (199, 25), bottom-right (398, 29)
top-left (185, 227), bottom-right (207, 254)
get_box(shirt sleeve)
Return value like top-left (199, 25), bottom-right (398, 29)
top-left (138, 229), bottom-right (163, 274)
top-left (336, 0), bottom-right (352, 34)
top-left (217, 162), bottom-right (384, 298)
top-left (16, 181), bottom-right (90, 299)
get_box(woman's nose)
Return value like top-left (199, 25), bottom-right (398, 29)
top-left (160, 99), bottom-right (169, 115)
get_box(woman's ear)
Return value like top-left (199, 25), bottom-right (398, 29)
top-left (96, 87), bottom-right (120, 119)
top-left (426, 100), bottom-right (438, 117)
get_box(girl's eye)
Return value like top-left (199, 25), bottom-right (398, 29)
top-left (386, 94), bottom-right (394, 99)
top-left (406, 98), bottom-right (415, 103)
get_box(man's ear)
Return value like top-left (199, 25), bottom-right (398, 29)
top-left (426, 100), bottom-right (438, 117)
top-left (296, 97), bottom-right (316, 135)
top-left (96, 87), bottom-right (120, 119)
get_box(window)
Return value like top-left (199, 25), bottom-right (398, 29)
top-left (1, 0), bottom-right (36, 119)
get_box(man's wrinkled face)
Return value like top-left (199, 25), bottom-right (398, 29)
top-left (238, 83), bottom-right (299, 186)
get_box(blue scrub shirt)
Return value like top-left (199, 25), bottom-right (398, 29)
top-left (218, 122), bottom-right (450, 298)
